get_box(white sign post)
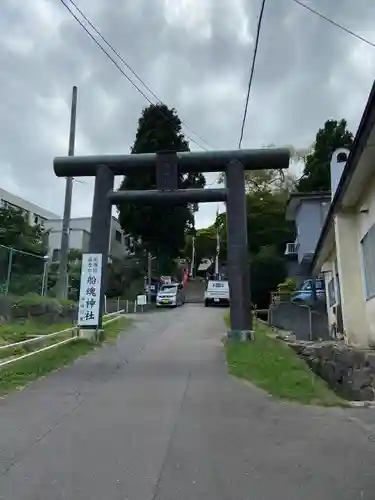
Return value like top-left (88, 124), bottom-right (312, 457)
top-left (78, 253), bottom-right (103, 331)
top-left (137, 294), bottom-right (147, 312)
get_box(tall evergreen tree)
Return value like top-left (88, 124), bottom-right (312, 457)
top-left (117, 104), bottom-right (205, 273)
top-left (297, 119), bottom-right (354, 192)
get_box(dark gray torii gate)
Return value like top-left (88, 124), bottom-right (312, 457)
top-left (53, 148), bottom-right (289, 337)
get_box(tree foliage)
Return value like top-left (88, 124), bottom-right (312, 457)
top-left (117, 104), bottom-right (205, 273)
top-left (0, 206), bottom-right (47, 255)
top-left (297, 119), bottom-right (354, 192)
top-left (185, 187), bottom-right (294, 307)
top-left (0, 207), bottom-right (49, 294)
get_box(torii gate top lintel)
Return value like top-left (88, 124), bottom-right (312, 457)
top-left (53, 147), bottom-right (290, 177)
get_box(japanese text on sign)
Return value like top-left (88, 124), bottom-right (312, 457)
top-left (78, 253), bottom-right (103, 326)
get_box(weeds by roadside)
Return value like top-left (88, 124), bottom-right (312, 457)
top-left (0, 319), bottom-right (75, 345)
top-left (0, 316), bottom-right (132, 396)
top-left (224, 313), bottom-right (347, 407)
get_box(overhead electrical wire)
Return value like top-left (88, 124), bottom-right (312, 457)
top-left (65, 0), bottom-right (216, 150)
top-left (238, 0), bottom-right (266, 149)
top-left (58, 0), bottom-right (213, 151)
top-left (292, 0), bottom-right (375, 49)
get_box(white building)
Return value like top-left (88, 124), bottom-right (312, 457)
top-left (312, 79), bottom-right (375, 347)
top-left (0, 187), bottom-right (132, 263)
top-left (0, 187), bottom-right (59, 226)
top-left (45, 216), bottom-right (132, 262)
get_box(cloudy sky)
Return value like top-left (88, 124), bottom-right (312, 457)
top-left (1, 0), bottom-right (375, 229)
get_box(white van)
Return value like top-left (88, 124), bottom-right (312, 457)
top-left (204, 280), bottom-right (230, 306)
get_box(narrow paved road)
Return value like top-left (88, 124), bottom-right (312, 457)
top-left (1, 305), bottom-right (375, 499)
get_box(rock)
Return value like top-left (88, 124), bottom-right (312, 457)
top-left (359, 386), bottom-right (375, 401)
top-left (351, 386), bottom-right (375, 402)
top-left (320, 360), bottom-right (337, 384)
top-left (350, 367), bottom-right (374, 391)
top-left (365, 352), bottom-right (375, 370)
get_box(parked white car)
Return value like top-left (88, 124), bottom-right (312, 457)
top-left (156, 283), bottom-right (185, 307)
top-left (204, 280), bottom-right (230, 306)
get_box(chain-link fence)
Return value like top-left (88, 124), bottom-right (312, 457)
top-left (0, 245), bottom-right (47, 297)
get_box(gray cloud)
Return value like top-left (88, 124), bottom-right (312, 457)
top-left (0, 0), bottom-right (374, 228)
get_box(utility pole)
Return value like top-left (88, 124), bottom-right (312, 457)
top-left (147, 252), bottom-right (152, 304)
top-left (56, 86), bottom-right (78, 299)
top-left (191, 236), bottom-right (196, 278)
top-left (214, 206), bottom-right (220, 277)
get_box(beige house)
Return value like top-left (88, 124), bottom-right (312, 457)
top-left (312, 80), bottom-right (375, 348)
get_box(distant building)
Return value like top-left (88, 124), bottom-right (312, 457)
top-left (45, 216), bottom-right (133, 262)
top-left (284, 192), bottom-right (331, 286)
top-left (0, 187), bottom-right (133, 262)
top-left (0, 187), bottom-right (59, 227)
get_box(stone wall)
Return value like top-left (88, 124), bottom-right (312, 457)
top-left (289, 340), bottom-right (375, 401)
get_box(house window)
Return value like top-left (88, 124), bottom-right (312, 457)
top-left (361, 224), bottom-right (375, 299)
top-left (115, 230), bottom-right (122, 243)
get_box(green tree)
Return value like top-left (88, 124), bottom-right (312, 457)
top-left (117, 104), bottom-right (205, 274)
top-left (0, 206), bottom-right (49, 295)
top-left (190, 187), bottom-right (294, 307)
top-left (0, 206), bottom-right (47, 255)
top-left (297, 119), bottom-right (354, 192)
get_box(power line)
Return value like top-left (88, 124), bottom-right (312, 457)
top-left (58, 0), bottom-right (212, 151)
top-left (65, 0), bottom-right (216, 150)
top-left (238, 0), bottom-right (266, 149)
top-left (292, 0), bottom-right (375, 49)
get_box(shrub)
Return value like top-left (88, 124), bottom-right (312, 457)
top-left (277, 277), bottom-right (297, 294)
top-left (11, 294), bottom-right (76, 322)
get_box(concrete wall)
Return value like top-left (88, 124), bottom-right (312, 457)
top-left (334, 211), bottom-right (369, 346)
top-left (355, 169), bottom-right (375, 346)
top-left (269, 301), bottom-right (329, 341)
top-left (295, 201), bottom-right (329, 264)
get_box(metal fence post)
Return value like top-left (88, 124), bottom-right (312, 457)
top-left (5, 248), bottom-right (13, 296)
top-left (126, 300), bottom-right (129, 313)
top-left (117, 296), bottom-right (120, 312)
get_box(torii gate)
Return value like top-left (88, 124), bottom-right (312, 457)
top-left (53, 148), bottom-right (289, 338)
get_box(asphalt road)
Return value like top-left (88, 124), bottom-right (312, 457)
top-left (1, 305), bottom-right (375, 499)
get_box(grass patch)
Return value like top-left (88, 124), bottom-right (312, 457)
top-left (225, 316), bottom-right (346, 407)
top-left (103, 316), bottom-right (132, 343)
top-left (0, 319), bottom-right (75, 345)
top-left (0, 316), bottom-right (132, 396)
